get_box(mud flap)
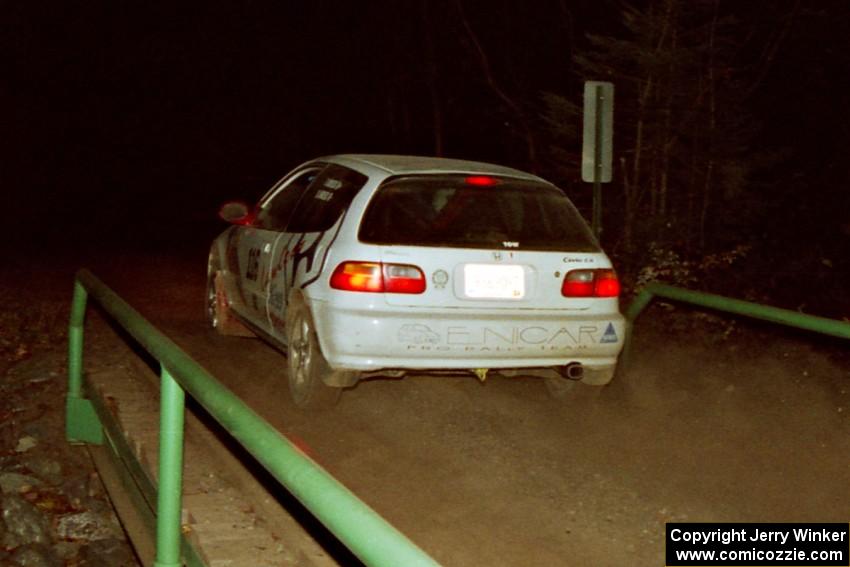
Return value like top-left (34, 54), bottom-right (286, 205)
top-left (214, 273), bottom-right (256, 337)
top-left (581, 365), bottom-right (616, 386)
top-left (320, 370), bottom-right (360, 388)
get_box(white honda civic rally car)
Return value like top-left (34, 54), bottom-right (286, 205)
top-left (207, 154), bottom-right (625, 408)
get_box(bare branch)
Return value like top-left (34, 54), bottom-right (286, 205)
top-left (745, 0), bottom-right (801, 97)
top-left (454, 0), bottom-right (537, 170)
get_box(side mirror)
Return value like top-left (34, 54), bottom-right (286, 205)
top-left (218, 201), bottom-right (252, 225)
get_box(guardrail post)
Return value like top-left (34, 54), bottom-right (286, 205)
top-left (624, 288), bottom-right (655, 322)
top-left (620, 288), bottom-right (655, 371)
top-left (66, 279), bottom-right (103, 444)
top-left (154, 365), bottom-right (186, 567)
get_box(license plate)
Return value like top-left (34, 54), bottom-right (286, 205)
top-left (463, 264), bottom-right (525, 299)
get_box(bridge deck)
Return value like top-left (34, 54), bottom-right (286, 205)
top-left (85, 359), bottom-right (337, 567)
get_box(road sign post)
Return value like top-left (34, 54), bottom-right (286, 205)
top-left (582, 81), bottom-right (614, 238)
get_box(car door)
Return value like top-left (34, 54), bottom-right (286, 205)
top-left (237, 166), bottom-right (324, 329)
top-left (266, 164), bottom-right (369, 342)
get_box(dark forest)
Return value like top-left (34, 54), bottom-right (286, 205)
top-left (5, 0), bottom-right (849, 316)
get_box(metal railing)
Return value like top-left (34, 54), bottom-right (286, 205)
top-left (66, 269), bottom-right (440, 567)
top-left (624, 282), bottom-right (850, 363)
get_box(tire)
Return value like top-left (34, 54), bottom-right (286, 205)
top-left (206, 269), bottom-right (223, 330)
top-left (285, 300), bottom-right (344, 410)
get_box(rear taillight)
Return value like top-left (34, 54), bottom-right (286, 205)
top-left (561, 269), bottom-right (620, 297)
top-left (330, 262), bottom-right (383, 292)
top-left (382, 264), bottom-right (427, 293)
top-left (593, 270), bottom-right (621, 297)
top-left (330, 261), bottom-right (426, 294)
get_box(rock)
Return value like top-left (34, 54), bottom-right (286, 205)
top-left (6, 356), bottom-right (60, 385)
top-left (21, 422), bottom-right (51, 439)
top-left (9, 543), bottom-right (61, 567)
top-left (21, 456), bottom-right (62, 486)
top-left (86, 498), bottom-right (112, 515)
top-left (0, 472), bottom-right (42, 494)
top-left (61, 474), bottom-right (90, 506)
top-left (27, 373), bottom-right (55, 385)
top-left (0, 455), bottom-right (20, 470)
top-left (78, 537), bottom-right (138, 567)
top-left (15, 436), bottom-right (38, 453)
top-left (52, 540), bottom-right (81, 561)
top-left (0, 493), bottom-right (51, 547)
top-left (56, 511), bottom-right (120, 541)
top-left (87, 471), bottom-right (107, 499)
top-left (11, 403), bottom-right (46, 424)
top-left (62, 472), bottom-right (107, 508)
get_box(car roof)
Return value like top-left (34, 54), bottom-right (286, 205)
top-left (321, 154), bottom-right (543, 182)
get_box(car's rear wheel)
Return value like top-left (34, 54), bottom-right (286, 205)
top-left (285, 300), bottom-right (346, 410)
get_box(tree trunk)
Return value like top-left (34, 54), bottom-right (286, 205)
top-left (699, 0), bottom-right (720, 250)
top-left (659, 4), bottom-right (678, 218)
top-left (455, 0), bottom-right (537, 171)
top-left (420, 0), bottom-right (444, 156)
top-left (621, 156), bottom-right (635, 252)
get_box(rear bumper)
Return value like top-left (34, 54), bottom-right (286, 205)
top-left (310, 298), bottom-right (625, 372)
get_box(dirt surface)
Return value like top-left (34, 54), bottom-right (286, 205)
top-left (5, 247), bottom-right (850, 566)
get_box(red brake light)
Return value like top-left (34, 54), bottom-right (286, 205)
top-left (330, 262), bottom-right (383, 292)
top-left (562, 270), bottom-right (595, 297)
top-left (465, 175), bottom-right (500, 186)
top-left (330, 261), bottom-right (425, 294)
top-left (562, 269), bottom-right (620, 298)
top-left (383, 264), bottom-right (427, 293)
top-left (594, 269), bottom-right (620, 297)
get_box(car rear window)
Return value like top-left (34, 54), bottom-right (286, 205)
top-left (286, 164), bottom-right (368, 233)
top-left (358, 175), bottom-right (600, 251)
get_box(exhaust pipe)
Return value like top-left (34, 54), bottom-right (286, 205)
top-left (559, 362), bottom-right (583, 381)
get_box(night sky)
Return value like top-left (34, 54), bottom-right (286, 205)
top-left (7, 2), bottom-right (571, 245)
top-left (5, 0), bottom-right (850, 301)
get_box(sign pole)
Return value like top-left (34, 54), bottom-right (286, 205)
top-left (582, 80), bottom-right (614, 240)
top-left (593, 84), bottom-right (603, 237)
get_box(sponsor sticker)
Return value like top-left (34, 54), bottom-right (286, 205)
top-left (600, 322), bottom-right (618, 343)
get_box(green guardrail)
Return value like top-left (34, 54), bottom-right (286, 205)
top-left (624, 282), bottom-right (850, 364)
top-left (66, 269), bottom-right (440, 567)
